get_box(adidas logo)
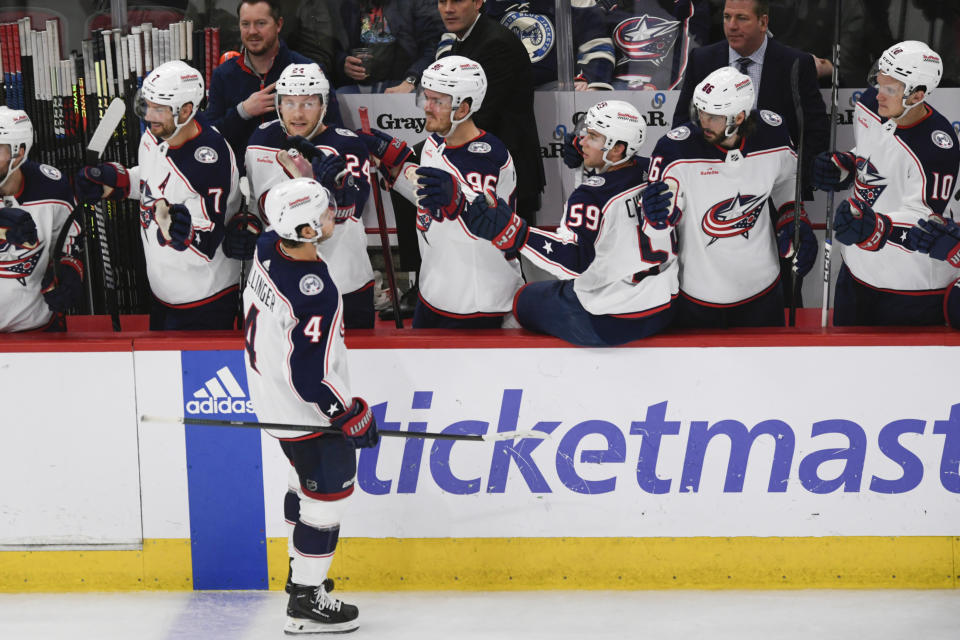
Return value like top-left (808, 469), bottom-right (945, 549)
top-left (185, 366), bottom-right (255, 415)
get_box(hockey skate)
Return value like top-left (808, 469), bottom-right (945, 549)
top-left (284, 581), bottom-right (359, 634)
top-left (285, 557), bottom-right (334, 596)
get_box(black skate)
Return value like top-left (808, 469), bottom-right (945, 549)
top-left (284, 582), bottom-right (359, 634)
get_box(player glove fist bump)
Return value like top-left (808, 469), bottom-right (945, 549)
top-left (462, 193), bottom-right (528, 253)
top-left (904, 215), bottom-right (960, 268)
top-left (811, 151), bottom-right (856, 192)
top-left (834, 197), bottom-right (892, 251)
top-left (223, 212), bottom-right (264, 260)
top-left (330, 398), bottom-right (379, 448)
top-left (415, 167), bottom-right (466, 221)
top-left (640, 181), bottom-right (680, 230)
top-left (0, 207), bottom-right (38, 247)
top-left (775, 206), bottom-right (818, 277)
top-left (41, 257), bottom-right (84, 312)
top-left (75, 162), bottom-right (131, 203)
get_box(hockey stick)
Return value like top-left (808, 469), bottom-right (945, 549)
top-left (141, 414), bottom-right (549, 442)
top-left (358, 106), bottom-right (403, 328)
top-left (820, 0), bottom-right (842, 329)
top-left (237, 176), bottom-right (252, 329)
top-left (789, 58), bottom-right (804, 327)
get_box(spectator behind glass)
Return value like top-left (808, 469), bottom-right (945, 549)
top-left (333, 0), bottom-right (445, 94)
top-left (483, 0), bottom-right (616, 90)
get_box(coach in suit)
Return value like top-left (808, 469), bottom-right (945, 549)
top-left (673, 0), bottom-right (828, 200)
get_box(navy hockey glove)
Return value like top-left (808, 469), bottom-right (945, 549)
top-left (286, 135), bottom-right (321, 161)
top-left (166, 203), bottom-right (195, 251)
top-left (641, 181), bottom-right (680, 230)
top-left (311, 153), bottom-right (347, 193)
top-left (904, 215), bottom-right (960, 268)
top-left (562, 132), bottom-right (584, 169)
top-left (834, 198), bottom-right (892, 251)
top-left (415, 166), bottom-right (466, 221)
top-left (355, 128), bottom-right (412, 172)
top-left (330, 397), bottom-right (379, 449)
top-left (75, 162), bottom-right (131, 204)
top-left (223, 212), bottom-right (264, 260)
top-left (41, 256), bottom-right (84, 313)
top-left (463, 194), bottom-right (528, 253)
top-left (0, 207), bottom-right (37, 247)
top-left (775, 205), bottom-right (818, 278)
top-left (811, 151), bottom-right (856, 192)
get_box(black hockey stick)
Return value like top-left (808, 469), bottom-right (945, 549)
top-left (821, 0), bottom-right (842, 328)
top-left (789, 58), bottom-right (805, 327)
top-left (141, 414), bottom-right (548, 442)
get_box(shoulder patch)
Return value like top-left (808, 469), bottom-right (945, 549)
top-left (931, 130), bottom-right (954, 150)
top-left (39, 164), bottom-right (62, 181)
top-left (335, 128), bottom-right (357, 138)
top-left (258, 121), bottom-right (273, 130)
top-left (195, 146), bottom-right (219, 164)
top-left (468, 141), bottom-right (492, 154)
top-left (583, 175), bottom-right (605, 187)
top-left (666, 126), bottom-right (690, 141)
top-left (760, 110), bottom-right (783, 126)
top-left (299, 273), bottom-right (324, 296)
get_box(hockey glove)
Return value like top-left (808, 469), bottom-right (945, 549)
top-left (834, 198), bottom-right (892, 251)
top-left (811, 151), bottom-right (856, 192)
top-left (166, 203), bottom-right (195, 251)
top-left (415, 166), bottom-right (466, 221)
top-left (355, 128), bottom-right (413, 172)
top-left (41, 256), bottom-right (84, 313)
top-left (641, 181), bottom-right (680, 230)
top-left (904, 215), bottom-right (960, 268)
top-left (223, 212), bottom-right (264, 260)
top-left (775, 205), bottom-right (818, 278)
top-left (0, 207), bottom-right (37, 247)
top-left (562, 132), bottom-right (584, 169)
top-left (330, 397), bottom-right (379, 449)
top-left (463, 194), bottom-right (528, 253)
top-left (75, 162), bottom-right (131, 204)
top-left (311, 153), bottom-right (347, 193)
top-left (286, 135), bottom-right (321, 161)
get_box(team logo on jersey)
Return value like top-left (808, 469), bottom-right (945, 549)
top-left (853, 157), bottom-right (886, 206)
top-left (195, 146), bottom-right (218, 164)
top-left (0, 243), bottom-right (42, 283)
top-left (299, 273), bottom-right (324, 296)
top-left (335, 128), bottom-right (358, 138)
top-left (702, 193), bottom-right (766, 241)
top-left (501, 11), bottom-right (554, 63)
top-left (760, 110), bottom-right (783, 127)
top-left (39, 164), bottom-right (62, 181)
top-left (416, 209), bottom-right (433, 233)
top-left (613, 15), bottom-right (680, 65)
top-left (468, 141), bottom-right (492, 154)
top-left (583, 175), bottom-right (606, 187)
top-left (667, 126), bottom-right (690, 141)
top-left (931, 130), bottom-right (954, 149)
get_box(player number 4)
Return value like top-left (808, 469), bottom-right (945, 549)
top-left (303, 316), bottom-right (324, 343)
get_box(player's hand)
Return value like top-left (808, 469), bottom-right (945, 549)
top-left (41, 256), bottom-right (84, 312)
top-left (355, 128), bottom-right (412, 172)
top-left (74, 162), bottom-right (131, 203)
top-left (811, 151), bottom-right (856, 192)
top-left (166, 203), bottom-right (195, 251)
top-left (834, 198), bottom-right (891, 251)
top-left (0, 207), bottom-right (38, 247)
top-left (331, 397), bottom-right (379, 449)
top-left (776, 207), bottom-right (818, 278)
top-left (311, 153), bottom-right (347, 193)
top-left (562, 132), bottom-right (584, 169)
top-left (640, 181), bottom-right (680, 230)
top-left (241, 82), bottom-right (276, 118)
top-left (463, 193), bottom-right (528, 253)
top-left (415, 167), bottom-right (465, 221)
top-left (223, 212), bottom-right (263, 260)
top-left (285, 135), bottom-right (320, 160)
top-left (904, 215), bottom-right (960, 267)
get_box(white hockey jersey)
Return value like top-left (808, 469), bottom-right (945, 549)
top-left (245, 120), bottom-right (374, 295)
top-left (242, 230), bottom-right (351, 440)
top-left (650, 110), bottom-right (797, 305)
top-left (128, 115), bottom-right (241, 306)
top-left (839, 88), bottom-right (960, 292)
top-left (0, 162), bottom-right (80, 331)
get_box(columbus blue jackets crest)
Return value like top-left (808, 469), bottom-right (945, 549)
top-left (501, 10), bottom-right (555, 63)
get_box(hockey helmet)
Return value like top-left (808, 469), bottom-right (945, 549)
top-left (265, 177), bottom-right (333, 244)
top-left (579, 100), bottom-right (646, 171)
top-left (418, 56), bottom-right (487, 136)
top-left (275, 63), bottom-right (330, 138)
top-left (135, 60), bottom-right (205, 139)
top-left (691, 66), bottom-right (754, 137)
top-left (875, 40), bottom-right (942, 106)
top-left (0, 107), bottom-right (32, 186)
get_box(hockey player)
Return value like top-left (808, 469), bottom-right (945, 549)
top-left (0, 107), bottom-right (83, 332)
top-left (242, 178), bottom-right (379, 635)
top-left (647, 66), bottom-right (816, 328)
top-left (355, 56), bottom-right (524, 329)
top-left (463, 100), bottom-right (677, 345)
top-left (245, 63), bottom-right (375, 329)
top-left (812, 41), bottom-right (960, 326)
top-left (74, 60), bottom-right (256, 330)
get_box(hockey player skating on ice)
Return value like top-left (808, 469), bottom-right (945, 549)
top-left (465, 99), bottom-right (678, 345)
top-left (74, 60), bottom-right (256, 330)
top-left (647, 66), bottom-right (816, 328)
top-left (0, 107), bottom-right (83, 332)
top-left (242, 178), bottom-right (379, 634)
top-left (354, 56), bottom-right (524, 329)
top-left (246, 63), bottom-right (375, 328)
top-left (812, 40), bottom-right (960, 326)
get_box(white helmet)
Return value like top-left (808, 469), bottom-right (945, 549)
top-left (419, 56), bottom-right (487, 137)
top-left (275, 63), bottom-right (330, 138)
top-left (692, 66), bottom-right (754, 137)
top-left (0, 107), bottom-right (32, 186)
top-left (136, 60), bottom-right (205, 139)
top-left (581, 100), bottom-right (645, 172)
top-left (265, 178), bottom-right (333, 244)
top-left (876, 40), bottom-right (942, 107)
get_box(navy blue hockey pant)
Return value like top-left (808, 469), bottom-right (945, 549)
top-left (833, 264), bottom-right (946, 326)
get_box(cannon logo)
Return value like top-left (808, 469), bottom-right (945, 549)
top-left (186, 366), bottom-right (255, 415)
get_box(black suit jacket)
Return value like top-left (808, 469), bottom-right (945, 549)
top-left (672, 38), bottom-right (828, 199)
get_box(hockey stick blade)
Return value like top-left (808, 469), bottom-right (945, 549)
top-left (87, 97), bottom-right (125, 160)
top-left (141, 414), bottom-right (549, 442)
